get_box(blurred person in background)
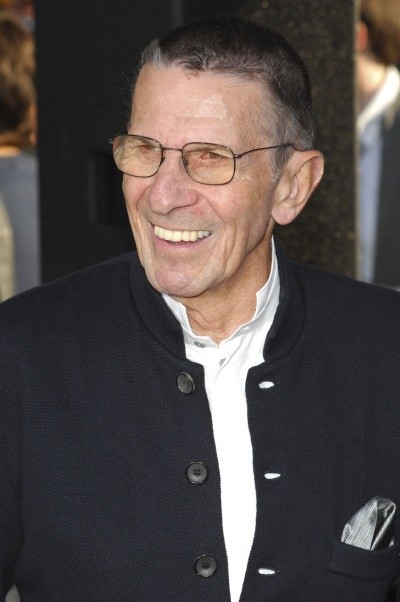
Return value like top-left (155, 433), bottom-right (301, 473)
top-left (357, 0), bottom-right (400, 288)
top-left (0, 9), bottom-right (40, 294)
top-left (0, 0), bottom-right (34, 30)
top-left (0, 195), bottom-right (14, 300)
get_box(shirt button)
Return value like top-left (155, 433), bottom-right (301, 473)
top-left (177, 372), bottom-right (195, 394)
top-left (194, 340), bottom-right (205, 348)
top-left (186, 462), bottom-right (208, 484)
top-left (194, 556), bottom-right (217, 577)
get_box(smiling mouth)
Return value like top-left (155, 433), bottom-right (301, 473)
top-left (153, 225), bottom-right (212, 242)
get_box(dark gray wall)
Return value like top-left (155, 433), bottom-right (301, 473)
top-left (245, 0), bottom-right (357, 277)
top-left (34, 0), bottom-right (357, 281)
top-left (35, 1), bottom-right (176, 281)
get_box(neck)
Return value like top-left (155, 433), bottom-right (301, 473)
top-left (175, 240), bottom-right (273, 344)
top-left (357, 54), bottom-right (388, 111)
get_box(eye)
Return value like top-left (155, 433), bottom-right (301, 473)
top-left (199, 150), bottom-right (225, 161)
top-left (188, 148), bottom-right (232, 165)
top-left (125, 139), bottom-right (161, 163)
top-left (130, 141), bottom-right (159, 154)
top-left (139, 143), bottom-right (160, 158)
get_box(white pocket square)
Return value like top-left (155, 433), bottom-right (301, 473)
top-left (341, 496), bottom-right (396, 550)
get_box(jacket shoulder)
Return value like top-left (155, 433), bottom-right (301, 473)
top-left (291, 261), bottom-right (400, 341)
top-left (0, 253), bottom-right (138, 338)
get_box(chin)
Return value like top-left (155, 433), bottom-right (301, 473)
top-left (145, 268), bottom-right (206, 299)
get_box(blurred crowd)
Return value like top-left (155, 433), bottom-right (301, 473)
top-left (0, 0), bottom-right (34, 30)
top-left (356, 0), bottom-right (400, 288)
top-left (0, 0), bottom-right (39, 301)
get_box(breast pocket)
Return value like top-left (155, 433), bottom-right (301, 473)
top-left (329, 538), bottom-right (400, 581)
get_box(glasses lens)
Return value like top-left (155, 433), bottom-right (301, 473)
top-left (182, 143), bottom-right (235, 185)
top-left (113, 135), bottom-right (162, 177)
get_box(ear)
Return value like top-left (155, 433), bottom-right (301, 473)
top-left (271, 150), bottom-right (324, 226)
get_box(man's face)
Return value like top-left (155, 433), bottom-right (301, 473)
top-left (123, 65), bottom-right (281, 301)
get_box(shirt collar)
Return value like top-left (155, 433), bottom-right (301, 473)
top-left (358, 66), bottom-right (400, 135)
top-left (162, 237), bottom-right (279, 348)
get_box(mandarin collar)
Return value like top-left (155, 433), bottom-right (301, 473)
top-left (128, 242), bottom-right (304, 364)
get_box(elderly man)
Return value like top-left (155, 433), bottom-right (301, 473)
top-left (1, 15), bottom-right (400, 602)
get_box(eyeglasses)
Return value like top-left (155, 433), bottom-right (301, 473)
top-left (109, 134), bottom-right (295, 185)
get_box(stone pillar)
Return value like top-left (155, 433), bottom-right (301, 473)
top-left (245, 0), bottom-right (357, 276)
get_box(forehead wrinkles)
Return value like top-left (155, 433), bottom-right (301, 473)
top-left (132, 88), bottom-right (229, 118)
top-left (130, 67), bottom-right (268, 147)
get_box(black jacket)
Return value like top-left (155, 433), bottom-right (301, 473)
top-left (0, 249), bottom-right (400, 601)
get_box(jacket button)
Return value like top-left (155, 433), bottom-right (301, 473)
top-left (186, 462), bottom-right (208, 484)
top-left (177, 372), bottom-right (195, 394)
top-left (194, 555), bottom-right (217, 577)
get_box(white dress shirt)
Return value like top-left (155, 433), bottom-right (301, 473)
top-left (357, 66), bottom-right (400, 282)
top-left (163, 240), bottom-right (280, 601)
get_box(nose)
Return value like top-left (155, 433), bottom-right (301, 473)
top-left (158, 147), bottom-right (183, 172)
top-left (147, 149), bottom-right (199, 215)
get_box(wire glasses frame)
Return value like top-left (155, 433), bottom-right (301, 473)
top-left (109, 134), bottom-right (295, 185)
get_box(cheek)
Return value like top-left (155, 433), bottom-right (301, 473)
top-left (122, 177), bottom-right (137, 206)
top-left (123, 178), bottom-right (148, 219)
top-left (229, 190), bottom-right (272, 251)
top-left (215, 183), bottom-right (269, 233)
top-left (122, 179), bottom-right (151, 255)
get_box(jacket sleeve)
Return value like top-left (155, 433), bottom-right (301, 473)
top-left (0, 334), bottom-right (23, 599)
top-left (0, 456), bottom-right (22, 599)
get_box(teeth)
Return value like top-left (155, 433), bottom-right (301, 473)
top-left (154, 226), bottom-right (211, 242)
